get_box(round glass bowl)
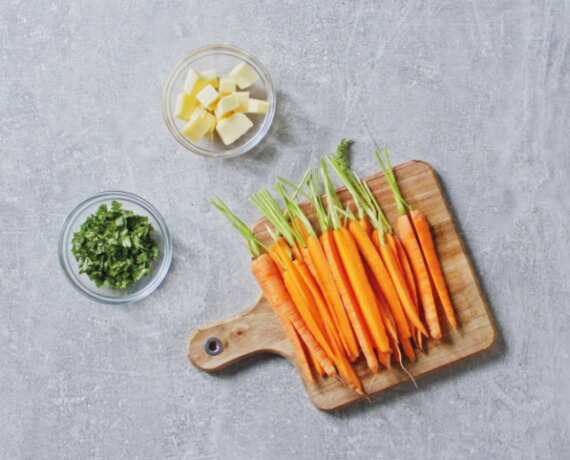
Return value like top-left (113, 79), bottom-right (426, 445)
top-left (162, 44), bottom-right (276, 159)
top-left (58, 191), bottom-right (173, 305)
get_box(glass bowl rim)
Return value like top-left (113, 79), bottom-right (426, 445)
top-left (162, 44), bottom-right (276, 159)
top-left (58, 190), bottom-right (173, 305)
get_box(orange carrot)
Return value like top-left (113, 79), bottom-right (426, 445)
top-left (410, 210), bottom-right (457, 329)
top-left (400, 335), bottom-right (416, 363)
top-left (333, 226), bottom-right (391, 353)
top-left (251, 254), bottom-right (336, 377)
top-left (306, 234), bottom-right (359, 361)
top-left (376, 148), bottom-right (456, 336)
top-left (283, 319), bottom-right (315, 384)
top-left (364, 261), bottom-right (399, 343)
top-left (299, 245), bottom-right (318, 281)
top-left (373, 228), bottom-right (428, 337)
top-left (320, 228), bottom-right (380, 373)
top-left (398, 214), bottom-right (441, 339)
top-left (283, 269), bottom-right (337, 377)
top-left (348, 221), bottom-right (411, 340)
top-left (358, 217), bottom-right (372, 237)
top-left (392, 234), bottom-right (417, 307)
top-left (308, 343), bottom-right (326, 376)
top-left (293, 259), bottom-right (345, 351)
top-left (377, 350), bottom-right (391, 368)
top-left (392, 234), bottom-right (423, 348)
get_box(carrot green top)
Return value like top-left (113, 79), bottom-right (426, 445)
top-left (375, 147), bottom-right (411, 216)
top-left (210, 196), bottom-right (264, 259)
top-left (249, 189), bottom-right (302, 249)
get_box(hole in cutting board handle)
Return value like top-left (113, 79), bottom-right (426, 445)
top-left (205, 337), bottom-right (223, 356)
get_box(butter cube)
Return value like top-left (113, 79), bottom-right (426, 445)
top-left (218, 75), bottom-right (236, 94)
top-left (180, 116), bottom-right (209, 143)
top-left (248, 98), bottom-right (269, 114)
top-left (201, 69), bottom-right (218, 88)
top-left (217, 94), bottom-right (239, 117)
top-left (216, 113), bottom-right (253, 145)
top-left (183, 68), bottom-right (209, 96)
top-left (195, 84), bottom-right (219, 108)
top-left (233, 91), bottom-right (250, 113)
top-left (229, 61), bottom-right (259, 89)
top-left (203, 111), bottom-right (217, 135)
top-left (174, 92), bottom-right (198, 120)
top-left (214, 105), bottom-right (233, 121)
top-left (190, 106), bottom-right (217, 134)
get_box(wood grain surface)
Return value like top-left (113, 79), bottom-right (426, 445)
top-left (187, 160), bottom-right (496, 411)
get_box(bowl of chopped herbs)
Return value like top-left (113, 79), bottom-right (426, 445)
top-left (59, 191), bottom-right (172, 304)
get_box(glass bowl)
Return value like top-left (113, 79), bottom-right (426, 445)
top-left (162, 44), bottom-right (276, 159)
top-left (58, 191), bottom-right (173, 305)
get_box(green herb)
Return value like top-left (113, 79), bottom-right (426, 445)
top-left (71, 200), bottom-right (159, 289)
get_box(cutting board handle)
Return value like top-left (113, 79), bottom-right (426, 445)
top-left (186, 293), bottom-right (292, 372)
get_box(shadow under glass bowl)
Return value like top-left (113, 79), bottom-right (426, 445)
top-left (58, 191), bottom-right (173, 305)
top-left (162, 44), bottom-right (276, 159)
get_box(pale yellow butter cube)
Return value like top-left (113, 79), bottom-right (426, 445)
top-left (214, 105), bottom-right (233, 121)
top-left (218, 75), bottom-right (236, 94)
top-left (201, 69), bottom-right (219, 89)
top-left (248, 98), bottom-right (269, 114)
top-left (216, 113), bottom-right (253, 145)
top-left (203, 111), bottom-right (217, 135)
top-left (233, 91), bottom-right (250, 113)
top-left (217, 94), bottom-right (239, 117)
top-left (229, 61), bottom-right (259, 89)
top-left (190, 105), bottom-right (208, 119)
top-left (174, 92), bottom-right (198, 120)
top-left (190, 106), bottom-right (217, 136)
top-left (183, 68), bottom-right (209, 96)
top-left (196, 84), bottom-right (219, 108)
top-left (180, 116), bottom-right (210, 143)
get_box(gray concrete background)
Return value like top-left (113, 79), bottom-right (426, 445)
top-left (1, 1), bottom-right (569, 459)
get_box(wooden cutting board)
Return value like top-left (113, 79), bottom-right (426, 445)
top-left (187, 160), bottom-right (496, 411)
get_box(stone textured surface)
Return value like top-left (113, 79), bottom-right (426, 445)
top-left (1, 1), bottom-right (569, 459)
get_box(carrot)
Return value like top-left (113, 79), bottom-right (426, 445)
top-left (400, 335), bottom-right (416, 363)
top-left (392, 234), bottom-right (417, 306)
top-left (209, 196), bottom-right (322, 382)
top-left (251, 254), bottom-right (336, 378)
top-left (397, 214), bottom-right (441, 339)
top-left (363, 260), bottom-right (399, 343)
top-left (327, 158), bottom-right (414, 343)
top-left (410, 209), bottom-right (457, 329)
top-left (299, 244), bottom-right (318, 281)
top-left (377, 350), bottom-right (391, 368)
top-left (358, 217), bottom-right (372, 237)
top-left (283, 318), bottom-right (315, 384)
top-left (375, 149), bottom-right (455, 337)
top-left (320, 228), bottom-right (380, 373)
top-left (281, 177), bottom-right (359, 362)
top-left (307, 342), bottom-right (326, 377)
top-left (282, 267), bottom-right (337, 377)
top-left (293, 259), bottom-right (345, 357)
top-left (306, 234), bottom-right (359, 361)
top-left (333, 226), bottom-right (390, 353)
top-left (373, 228), bottom-right (428, 337)
top-left (349, 221), bottom-right (411, 340)
top-left (392, 235), bottom-right (423, 348)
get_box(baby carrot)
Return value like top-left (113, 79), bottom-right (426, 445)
top-left (283, 318), bottom-right (315, 384)
top-left (320, 228), bottom-right (380, 373)
top-left (410, 210), bottom-right (457, 329)
top-left (397, 214), bottom-right (441, 339)
top-left (253, 255), bottom-right (335, 377)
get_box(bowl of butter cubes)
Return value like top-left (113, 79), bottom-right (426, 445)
top-left (162, 45), bottom-right (276, 158)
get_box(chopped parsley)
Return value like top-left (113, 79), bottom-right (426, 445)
top-left (71, 200), bottom-right (159, 289)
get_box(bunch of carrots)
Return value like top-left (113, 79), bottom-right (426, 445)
top-left (211, 141), bottom-right (457, 397)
